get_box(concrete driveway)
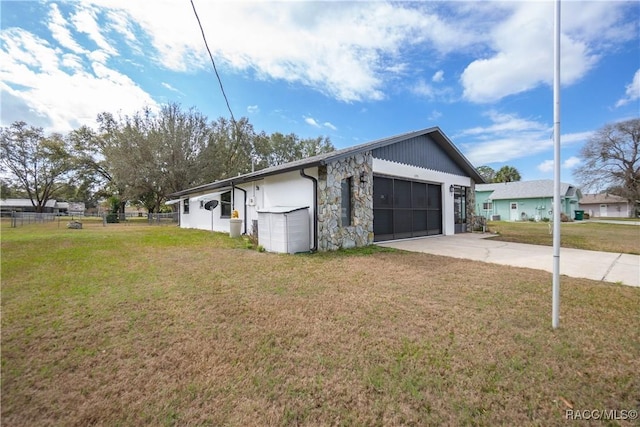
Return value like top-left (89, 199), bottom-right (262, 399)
top-left (377, 233), bottom-right (640, 287)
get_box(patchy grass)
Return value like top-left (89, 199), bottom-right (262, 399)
top-left (488, 220), bottom-right (640, 255)
top-left (2, 223), bottom-right (639, 426)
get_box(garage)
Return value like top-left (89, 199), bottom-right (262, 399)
top-left (373, 175), bottom-right (442, 241)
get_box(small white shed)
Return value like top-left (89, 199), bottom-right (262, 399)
top-left (257, 206), bottom-right (310, 254)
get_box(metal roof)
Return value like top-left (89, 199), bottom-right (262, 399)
top-left (169, 127), bottom-right (484, 197)
top-left (476, 180), bottom-right (581, 200)
top-left (580, 193), bottom-right (629, 204)
top-left (0, 198), bottom-right (57, 208)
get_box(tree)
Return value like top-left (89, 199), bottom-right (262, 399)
top-left (98, 104), bottom-right (212, 213)
top-left (0, 121), bottom-right (74, 212)
top-left (200, 116), bottom-right (256, 180)
top-left (574, 118), bottom-right (640, 215)
top-left (251, 132), bottom-right (334, 169)
top-left (476, 166), bottom-right (496, 183)
top-left (494, 165), bottom-right (521, 183)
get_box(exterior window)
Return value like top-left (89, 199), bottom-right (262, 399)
top-left (221, 191), bottom-right (232, 218)
top-left (483, 202), bottom-right (493, 210)
top-left (341, 177), bottom-right (352, 227)
top-left (183, 199), bottom-right (189, 214)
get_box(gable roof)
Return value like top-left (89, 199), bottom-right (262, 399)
top-left (476, 180), bottom-right (581, 200)
top-left (170, 127), bottom-right (483, 197)
top-left (580, 193), bottom-right (629, 204)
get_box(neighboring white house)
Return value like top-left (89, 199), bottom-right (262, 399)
top-left (0, 199), bottom-right (86, 216)
top-left (580, 193), bottom-right (635, 218)
top-left (168, 127), bottom-right (484, 252)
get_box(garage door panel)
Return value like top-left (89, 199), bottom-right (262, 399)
top-left (393, 210), bottom-right (412, 239)
top-left (412, 210), bottom-right (428, 237)
top-left (427, 210), bottom-right (442, 235)
top-left (428, 184), bottom-right (441, 209)
top-left (373, 176), bottom-right (442, 241)
top-left (373, 177), bottom-right (393, 209)
top-left (393, 180), bottom-right (411, 209)
top-left (373, 208), bottom-right (394, 241)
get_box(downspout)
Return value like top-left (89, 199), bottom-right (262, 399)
top-left (236, 185), bottom-right (248, 235)
top-left (300, 168), bottom-right (318, 252)
top-left (231, 182), bottom-right (248, 235)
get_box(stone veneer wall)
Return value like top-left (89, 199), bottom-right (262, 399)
top-left (317, 152), bottom-right (373, 251)
top-left (466, 181), bottom-right (476, 232)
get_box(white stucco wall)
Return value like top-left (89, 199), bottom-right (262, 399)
top-left (179, 187), bottom-right (248, 233)
top-left (261, 169), bottom-right (317, 247)
top-left (372, 158), bottom-right (472, 236)
top-left (178, 169), bottom-right (318, 248)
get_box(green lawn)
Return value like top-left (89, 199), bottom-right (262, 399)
top-left (2, 223), bottom-right (639, 426)
top-left (487, 220), bottom-right (640, 255)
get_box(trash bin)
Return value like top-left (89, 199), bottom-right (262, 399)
top-left (574, 210), bottom-right (584, 221)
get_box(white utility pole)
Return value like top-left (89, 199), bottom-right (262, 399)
top-left (552, 0), bottom-right (561, 329)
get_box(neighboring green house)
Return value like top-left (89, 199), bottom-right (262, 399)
top-left (476, 180), bottom-right (582, 221)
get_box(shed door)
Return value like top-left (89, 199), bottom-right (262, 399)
top-left (373, 176), bottom-right (442, 242)
top-left (599, 204), bottom-right (607, 217)
top-left (509, 202), bottom-right (519, 221)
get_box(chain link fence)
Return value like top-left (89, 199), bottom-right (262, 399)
top-left (5, 212), bottom-right (179, 228)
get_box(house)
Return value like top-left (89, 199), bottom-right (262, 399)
top-left (579, 193), bottom-right (635, 218)
top-left (0, 198), bottom-right (58, 216)
top-left (475, 180), bottom-right (582, 221)
top-left (168, 127), bottom-right (484, 252)
top-left (0, 199), bottom-right (86, 216)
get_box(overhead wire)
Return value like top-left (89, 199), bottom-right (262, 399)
top-left (189, 0), bottom-right (237, 125)
top-left (189, 0), bottom-right (244, 175)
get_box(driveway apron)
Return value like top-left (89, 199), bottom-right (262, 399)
top-left (377, 233), bottom-right (640, 287)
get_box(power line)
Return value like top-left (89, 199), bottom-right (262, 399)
top-left (189, 0), bottom-right (236, 125)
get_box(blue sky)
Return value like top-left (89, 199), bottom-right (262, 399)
top-left (1, 1), bottom-right (638, 182)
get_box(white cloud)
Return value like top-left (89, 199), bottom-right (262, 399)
top-left (458, 110), bottom-right (588, 165)
top-left (304, 117), bottom-right (320, 128)
top-left (427, 110), bottom-right (442, 121)
top-left (432, 70), bottom-right (444, 83)
top-left (537, 156), bottom-right (582, 174)
top-left (247, 105), bottom-right (259, 114)
top-left (461, 2), bottom-right (632, 103)
top-left (0, 22), bottom-right (156, 132)
top-left (80, 1), bottom-right (478, 103)
top-left (563, 156), bottom-right (581, 169)
top-left (47, 4), bottom-right (86, 54)
top-left (412, 78), bottom-right (454, 101)
top-left (537, 160), bottom-right (554, 173)
top-left (323, 122), bottom-right (337, 131)
top-left (615, 69), bottom-right (640, 107)
top-left (161, 82), bottom-right (182, 94)
top-left (70, 6), bottom-right (117, 59)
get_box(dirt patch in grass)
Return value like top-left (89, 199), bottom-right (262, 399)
top-left (2, 223), bottom-right (639, 426)
top-left (488, 221), bottom-right (640, 255)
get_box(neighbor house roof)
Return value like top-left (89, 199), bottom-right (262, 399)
top-left (580, 193), bottom-right (629, 204)
top-left (0, 198), bottom-right (57, 208)
top-left (476, 180), bottom-right (581, 200)
top-left (169, 127), bottom-right (484, 198)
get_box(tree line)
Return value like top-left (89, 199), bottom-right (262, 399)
top-left (0, 103), bottom-right (334, 213)
top-left (2, 108), bottom-right (638, 216)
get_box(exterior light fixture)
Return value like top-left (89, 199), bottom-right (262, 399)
top-left (450, 185), bottom-right (455, 194)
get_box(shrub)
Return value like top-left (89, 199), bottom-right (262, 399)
top-left (106, 213), bottom-right (119, 223)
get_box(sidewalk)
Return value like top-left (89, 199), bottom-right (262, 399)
top-left (377, 233), bottom-right (640, 287)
